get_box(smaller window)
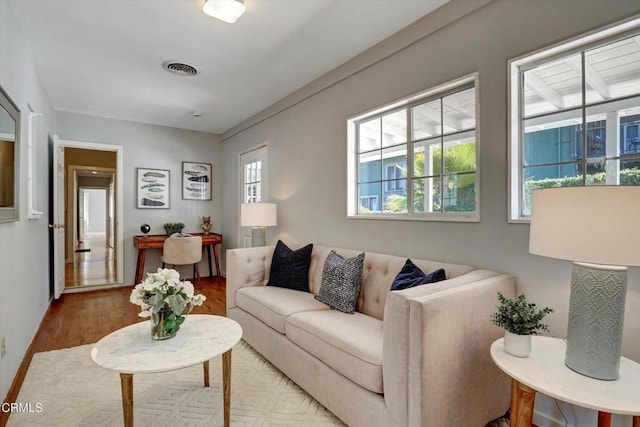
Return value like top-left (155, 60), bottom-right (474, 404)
top-left (347, 74), bottom-right (479, 221)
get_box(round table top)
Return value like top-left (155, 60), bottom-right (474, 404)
top-left (490, 336), bottom-right (640, 415)
top-left (91, 314), bottom-right (242, 374)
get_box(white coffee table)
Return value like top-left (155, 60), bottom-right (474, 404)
top-left (490, 336), bottom-right (640, 427)
top-left (91, 314), bottom-right (242, 427)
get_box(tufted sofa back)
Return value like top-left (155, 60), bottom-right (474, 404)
top-left (308, 245), bottom-right (474, 321)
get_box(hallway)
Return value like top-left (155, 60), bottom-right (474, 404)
top-left (64, 232), bottom-right (117, 288)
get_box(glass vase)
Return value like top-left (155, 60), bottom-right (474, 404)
top-left (150, 308), bottom-right (177, 340)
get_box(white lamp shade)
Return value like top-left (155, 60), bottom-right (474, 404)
top-left (241, 203), bottom-right (277, 227)
top-left (203, 0), bottom-right (245, 23)
top-left (529, 186), bottom-right (640, 267)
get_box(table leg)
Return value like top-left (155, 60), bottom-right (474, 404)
top-left (206, 245), bottom-right (213, 278)
top-left (510, 378), bottom-right (536, 427)
top-left (633, 416), bottom-right (639, 427)
top-left (120, 373), bottom-right (134, 427)
top-left (598, 412), bottom-right (612, 427)
top-left (203, 360), bottom-right (210, 387)
top-left (222, 349), bottom-right (232, 427)
top-left (134, 249), bottom-right (147, 285)
top-left (212, 243), bottom-right (221, 284)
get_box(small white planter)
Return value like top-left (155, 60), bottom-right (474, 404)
top-left (503, 331), bottom-right (531, 357)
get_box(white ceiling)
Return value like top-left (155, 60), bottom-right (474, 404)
top-left (9, 0), bottom-right (448, 135)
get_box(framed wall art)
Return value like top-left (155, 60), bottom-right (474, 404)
top-left (182, 161), bottom-right (212, 201)
top-left (136, 168), bottom-right (169, 209)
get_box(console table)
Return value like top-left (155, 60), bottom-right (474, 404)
top-left (133, 232), bottom-right (222, 285)
top-left (490, 336), bottom-right (640, 427)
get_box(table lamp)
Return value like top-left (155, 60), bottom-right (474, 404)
top-left (240, 203), bottom-right (277, 247)
top-left (529, 186), bottom-right (640, 380)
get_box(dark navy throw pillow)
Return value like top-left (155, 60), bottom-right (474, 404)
top-left (390, 259), bottom-right (446, 291)
top-left (266, 240), bottom-right (313, 292)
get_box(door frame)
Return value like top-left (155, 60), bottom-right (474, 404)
top-left (52, 135), bottom-right (124, 296)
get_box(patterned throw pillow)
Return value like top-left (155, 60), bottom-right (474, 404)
top-left (315, 250), bottom-right (365, 314)
top-left (390, 259), bottom-right (446, 291)
top-left (266, 240), bottom-right (313, 292)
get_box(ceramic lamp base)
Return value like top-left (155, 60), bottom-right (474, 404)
top-left (565, 262), bottom-right (627, 380)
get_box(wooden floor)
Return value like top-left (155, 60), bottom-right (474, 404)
top-left (65, 233), bottom-right (117, 288)
top-left (0, 276), bottom-right (226, 426)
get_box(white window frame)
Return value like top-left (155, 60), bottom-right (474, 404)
top-left (508, 16), bottom-right (640, 222)
top-left (347, 73), bottom-right (480, 222)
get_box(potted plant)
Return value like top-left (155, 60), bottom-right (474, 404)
top-left (163, 222), bottom-right (185, 235)
top-left (490, 292), bottom-right (553, 357)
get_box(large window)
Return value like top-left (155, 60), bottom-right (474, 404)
top-left (348, 74), bottom-right (479, 221)
top-left (509, 18), bottom-right (640, 221)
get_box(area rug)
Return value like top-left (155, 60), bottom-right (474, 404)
top-left (8, 340), bottom-right (343, 426)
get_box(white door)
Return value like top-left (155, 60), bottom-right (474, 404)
top-left (51, 137), bottom-right (66, 298)
top-left (239, 145), bottom-right (268, 247)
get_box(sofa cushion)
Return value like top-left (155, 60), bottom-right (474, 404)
top-left (315, 250), bottom-right (364, 313)
top-left (390, 259), bottom-right (446, 291)
top-left (236, 286), bottom-right (329, 334)
top-left (286, 310), bottom-right (383, 394)
top-left (266, 240), bottom-right (313, 292)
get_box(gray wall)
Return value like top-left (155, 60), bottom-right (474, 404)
top-left (0, 1), bottom-right (56, 400)
top-left (56, 112), bottom-right (222, 283)
top-left (221, 0), bottom-right (640, 362)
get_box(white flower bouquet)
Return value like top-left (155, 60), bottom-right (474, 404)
top-left (130, 268), bottom-right (206, 339)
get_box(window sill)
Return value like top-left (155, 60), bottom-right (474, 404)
top-left (347, 212), bottom-right (479, 223)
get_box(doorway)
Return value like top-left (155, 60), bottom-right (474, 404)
top-left (51, 136), bottom-right (124, 297)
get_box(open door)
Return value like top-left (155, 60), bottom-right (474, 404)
top-left (51, 136), bottom-right (65, 298)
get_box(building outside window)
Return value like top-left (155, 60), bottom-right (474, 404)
top-left (348, 74), bottom-right (479, 221)
top-left (509, 18), bottom-right (640, 221)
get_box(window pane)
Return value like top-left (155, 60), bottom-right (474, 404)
top-left (412, 99), bottom-right (441, 140)
top-left (383, 182), bottom-right (407, 213)
top-left (359, 151), bottom-right (381, 182)
top-left (443, 87), bottom-right (475, 133)
top-left (621, 110), bottom-right (640, 155)
top-left (620, 158), bottom-right (640, 185)
top-left (585, 36), bottom-right (640, 104)
top-left (382, 110), bottom-right (407, 147)
top-left (412, 176), bottom-right (441, 213)
top-left (412, 137), bottom-right (440, 177)
top-left (443, 173), bottom-right (476, 212)
top-left (523, 53), bottom-right (582, 117)
top-left (443, 132), bottom-right (476, 174)
top-left (523, 111), bottom-right (582, 165)
top-left (522, 164), bottom-right (582, 215)
top-left (359, 118), bottom-right (381, 152)
top-left (358, 182), bottom-right (381, 214)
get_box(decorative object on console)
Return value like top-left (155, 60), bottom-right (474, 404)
top-left (163, 222), bottom-right (185, 236)
top-left (240, 202), bottom-right (277, 247)
top-left (182, 161), bottom-right (212, 201)
top-left (202, 0), bottom-right (245, 24)
top-left (201, 216), bottom-right (212, 234)
top-left (315, 250), bottom-right (365, 314)
top-left (140, 223), bottom-right (151, 236)
top-left (490, 292), bottom-right (553, 358)
top-left (390, 259), bottom-right (446, 290)
top-left (266, 240), bottom-right (313, 292)
top-left (129, 268), bottom-right (206, 340)
top-left (136, 167), bottom-right (169, 209)
top-left (529, 186), bottom-right (640, 379)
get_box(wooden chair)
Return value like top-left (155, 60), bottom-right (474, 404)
top-left (161, 235), bottom-right (203, 284)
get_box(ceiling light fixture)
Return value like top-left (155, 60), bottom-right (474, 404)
top-left (203, 0), bottom-right (245, 24)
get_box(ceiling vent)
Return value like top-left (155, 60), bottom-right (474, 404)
top-left (162, 61), bottom-right (200, 76)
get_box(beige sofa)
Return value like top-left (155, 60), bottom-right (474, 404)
top-left (226, 244), bottom-right (515, 427)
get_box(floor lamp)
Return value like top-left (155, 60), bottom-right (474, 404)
top-left (529, 186), bottom-right (640, 380)
top-left (240, 203), bottom-right (277, 247)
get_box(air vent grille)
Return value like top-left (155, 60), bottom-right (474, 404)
top-left (162, 61), bottom-right (200, 76)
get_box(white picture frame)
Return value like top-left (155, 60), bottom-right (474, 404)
top-left (182, 161), bottom-right (212, 201)
top-left (136, 167), bottom-right (169, 209)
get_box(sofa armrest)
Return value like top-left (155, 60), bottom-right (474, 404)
top-left (225, 246), bottom-right (275, 313)
top-left (383, 272), bottom-right (515, 427)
